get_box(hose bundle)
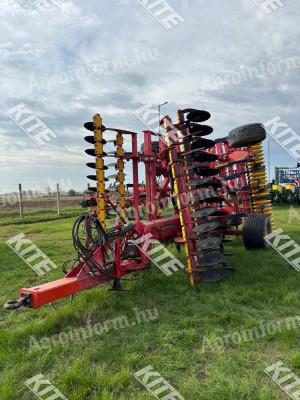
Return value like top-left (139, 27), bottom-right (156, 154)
top-left (70, 214), bottom-right (113, 279)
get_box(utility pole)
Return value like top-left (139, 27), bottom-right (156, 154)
top-left (158, 101), bottom-right (168, 134)
top-left (267, 138), bottom-right (275, 182)
top-left (18, 184), bottom-right (23, 219)
top-left (56, 183), bottom-right (61, 215)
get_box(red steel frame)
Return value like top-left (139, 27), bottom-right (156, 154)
top-left (11, 123), bottom-right (260, 309)
top-left (16, 130), bottom-right (180, 309)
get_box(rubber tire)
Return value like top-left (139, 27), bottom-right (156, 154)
top-left (243, 213), bottom-right (271, 250)
top-left (140, 141), bottom-right (159, 153)
top-left (228, 123), bottom-right (266, 148)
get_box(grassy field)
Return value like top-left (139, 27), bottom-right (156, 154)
top-left (0, 196), bottom-right (82, 225)
top-left (0, 206), bottom-right (300, 399)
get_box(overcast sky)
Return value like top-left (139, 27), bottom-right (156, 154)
top-left (0, 0), bottom-right (299, 193)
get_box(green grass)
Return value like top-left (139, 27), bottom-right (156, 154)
top-left (0, 205), bottom-right (82, 226)
top-left (0, 206), bottom-right (300, 399)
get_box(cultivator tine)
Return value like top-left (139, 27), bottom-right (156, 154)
top-left (116, 132), bottom-right (126, 221)
top-left (85, 149), bottom-right (107, 157)
top-left (84, 121), bottom-right (127, 221)
top-left (84, 121), bottom-right (94, 131)
top-left (248, 141), bottom-right (275, 228)
top-left (86, 162), bottom-right (96, 169)
top-left (85, 136), bottom-right (114, 145)
top-left (84, 121), bottom-right (107, 132)
top-left (84, 117), bottom-right (127, 224)
top-left (86, 162), bottom-right (110, 170)
top-left (85, 148), bottom-right (95, 156)
top-left (84, 135), bottom-right (95, 144)
top-left (87, 175), bottom-right (109, 182)
top-left (85, 114), bottom-right (107, 227)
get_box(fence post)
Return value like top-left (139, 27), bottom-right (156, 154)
top-left (56, 183), bottom-right (61, 215)
top-left (18, 183), bottom-right (23, 219)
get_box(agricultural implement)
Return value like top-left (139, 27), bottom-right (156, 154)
top-left (5, 108), bottom-right (274, 310)
top-left (270, 166), bottom-right (300, 205)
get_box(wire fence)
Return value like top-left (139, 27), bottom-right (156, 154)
top-left (0, 183), bottom-right (85, 219)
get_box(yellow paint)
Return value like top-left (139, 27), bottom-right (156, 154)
top-left (249, 141), bottom-right (275, 228)
top-left (116, 147), bottom-right (124, 157)
top-left (93, 114), bottom-right (106, 228)
top-left (164, 113), bottom-right (195, 287)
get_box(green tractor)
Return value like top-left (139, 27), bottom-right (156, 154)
top-left (270, 167), bottom-right (300, 205)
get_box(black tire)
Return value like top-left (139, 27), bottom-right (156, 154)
top-left (228, 123), bottom-right (266, 148)
top-left (243, 213), bottom-right (271, 250)
top-left (140, 141), bottom-right (159, 153)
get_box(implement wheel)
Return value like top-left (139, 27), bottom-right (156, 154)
top-left (228, 123), bottom-right (266, 148)
top-left (243, 213), bottom-right (271, 249)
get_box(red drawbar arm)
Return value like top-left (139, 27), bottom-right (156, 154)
top-left (17, 216), bottom-right (181, 309)
top-left (19, 274), bottom-right (109, 309)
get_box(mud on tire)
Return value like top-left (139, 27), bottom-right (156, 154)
top-left (228, 123), bottom-right (266, 148)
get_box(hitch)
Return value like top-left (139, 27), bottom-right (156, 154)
top-left (4, 294), bottom-right (31, 310)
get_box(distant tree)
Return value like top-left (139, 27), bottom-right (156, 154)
top-left (67, 189), bottom-right (77, 196)
top-left (45, 185), bottom-right (52, 196)
top-left (26, 189), bottom-right (34, 199)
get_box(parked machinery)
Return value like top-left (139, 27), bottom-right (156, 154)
top-left (5, 108), bottom-right (274, 310)
top-left (270, 166), bottom-right (300, 204)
